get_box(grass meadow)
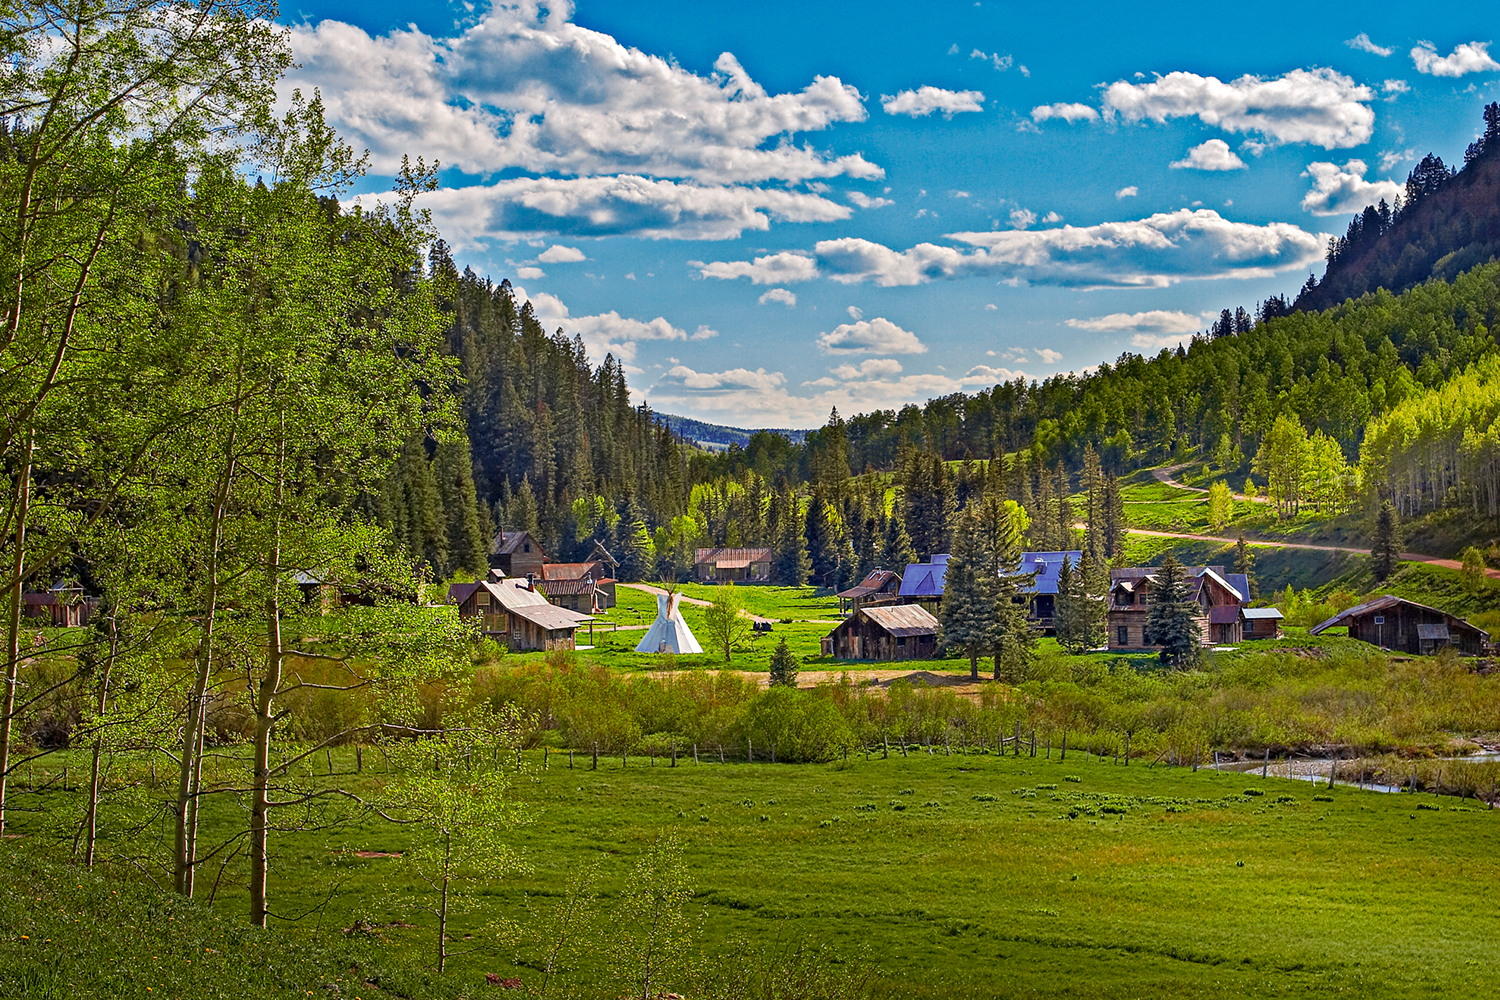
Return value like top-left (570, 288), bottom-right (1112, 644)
top-left (5, 747), bottom-right (1499, 998)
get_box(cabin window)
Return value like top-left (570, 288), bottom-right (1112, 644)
top-left (476, 592), bottom-right (489, 606)
top-left (524, 543), bottom-right (531, 553)
top-left (897, 636), bottom-right (906, 646)
top-left (1117, 626), bottom-right (1128, 646)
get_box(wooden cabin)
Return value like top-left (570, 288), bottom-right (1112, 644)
top-left (489, 531), bottom-right (547, 580)
top-left (541, 561), bottom-right (617, 609)
top-left (896, 555), bottom-right (948, 611)
top-left (1107, 565), bottom-right (1248, 650)
top-left (693, 547), bottom-right (772, 583)
top-left (1017, 551), bottom-right (1082, 630)
top-left (821, 604), bottom-right (939, 661)
top-left (836, 569), bottom-right (902, 614)
top-left (22, 581), bottom-right (96, 628)
top-left (1309, 596), bottom-right (1487, 655)
top-left (448, 576), bottom-right (592, 652)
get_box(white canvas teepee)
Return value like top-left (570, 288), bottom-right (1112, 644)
top-left (635, 591), bottom-right (702, 654)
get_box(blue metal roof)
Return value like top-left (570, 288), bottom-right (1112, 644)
top-left (1223, 573), bottom-right (1251, 601)
top-left (898, 554), bottom-right (949, 597)
top-left (1018, 551), bottom-right (1083, 595)
top-left (1242, 607), bottom-right (1284, 620)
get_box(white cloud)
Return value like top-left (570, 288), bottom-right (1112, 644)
top-left (1116, 185), bottom-right (1139, 199)
top-left (848, 191), bottom-right (895, 209)
top-left (1300, 160), bottom-right (1402, 216)
top-left (881, 87), bottom-right (985, 117)
top-left (516, 266), bottom-right (546, 279)
top-left (984, 303), bottom-right (998, 310)
top-left (286, 5), bottom-right (878, 184)
top-left (1131, 332), bottom-right (1195, 351)
top-left (1346, 33), bottom-right (1394, 57)
top-left (1066, 310), bottom-right (1203, 334)
top-left (416, 175), bottom-right (851, 244)
top-left (947, 43), bottom-right (959, 55)
top-left (1031, 102), bottom-right (1098, 123)
top-left (1411, 41), bottom-right (1500, 77)
top-left (1382, 79), bottom-right (1410, 95)
top-left (1035, 348), bottom-right (1063, 364)
top-left (696, 251), bottom-right (820, 284)
top-left (816, 317), bottom-right (927, 355)
top-left (758, 288), bottom-right (797, 307)
top-left (1042, 211), bottom-right (1063, 224)
top-left (537, 244), bottom-right (586, 263)
top-left (1170, 138), bottom-right (1246, 171)
top-left (1009, 208), bottom-right (1037, 229)
top-left (829, 358), bottom-right (903, 379)
top-left (521, 286), bottom-right (708, 365)
top-left (812, 210), bottom-right (1321, 289)
top-left (847, 305), bottom-right (863, 320)
top-left (970, 50), bottom-right (1014, 72)
top-left (1101, 68), bottom-right (1375, 149)
top-left (1380, 147), bottom-right (1415, 171)
top-left (648, 362), bottom-right (1009, 426)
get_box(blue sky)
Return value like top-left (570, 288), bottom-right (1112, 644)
top-left (280, 1), bottom-right (1500, 427)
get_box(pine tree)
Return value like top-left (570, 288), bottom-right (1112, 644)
top-left (617, 496), bottom-right (653, 582)
top-left (1030, 463), bottom-right (1056, 550)
top-left (1076, 547), bottom-right (1108, 650)
top-left (1234, 534), bottom-right (1258, 599)
top-left (880, 502), bottom-right (917, 570)
top-left (768, 637), bottom-right (798, 687)
top-left (1055, 463), bottom-right (1072, 548)
top-left (938, 505), bottom-right (997, 681)
top-left (433, 437), bottom-right (488, 577)
top-left (1145, 553), bottom-right (1201, 669)
top-left (1054, 556), bottom-right (1080, 652)
top-left (980, 496), bottom-right (1035, 681)
top-left (804, 488), bottom-right (839, 587)
top-left (508, 474), bottom-right (541, 540)
top-left (772, 487), bottom-right (811, 585)
top-left (1080, 445), bottom-right (1105, 565)
top-left (1372, 500), bottom-right (1401, 583)
top-left (1102, 474), bottom-right (1125, 559)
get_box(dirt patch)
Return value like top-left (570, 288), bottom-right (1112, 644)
top-left (352, 850), bottom-right (403, 858)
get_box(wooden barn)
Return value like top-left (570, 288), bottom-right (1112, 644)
top-left (821, 604), bottom-right (939, 661)
top-left (541, 560), bottom-right (617, 609)
top-left (21, 581), bottom-right (96, 628)
top-left (489, 530), bottom-right (547, 580)
top-left (448, 576), bottom-right (592, 652)
top-left (1309, 596), bottom-right (1488, 655)
top-left (836, 569), bottom-right (902, 613)
top-left (1107, 565), bottom-right (1248, 650)
top-left (694, 547), bottom-right (772, 583)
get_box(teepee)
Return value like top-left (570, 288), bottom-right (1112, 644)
top-left (635, 591), bottom-right (702, 654)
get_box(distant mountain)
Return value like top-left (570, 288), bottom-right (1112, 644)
top-left (1296, 104), bottom-right (1500, 312)
top-left (659, 413), bottom-right (810, 452)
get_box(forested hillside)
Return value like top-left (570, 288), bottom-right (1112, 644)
top-left (1296, 103), bottom-right (1500, 311)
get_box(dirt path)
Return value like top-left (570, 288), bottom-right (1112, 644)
top-left (618, 582), bottom-right (777, 624)
top-left (1124, 526), bottom-right (1500, 580)
top-left (1154, 463), bottom-right (1265, 503)
top-left (644, 666), bottom-right (984, 693)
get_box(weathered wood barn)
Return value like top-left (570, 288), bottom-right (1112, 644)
top-left (693, 547), bottom-right (772, 583)
top-left (822, 604), bottom-right (939, 661)
top-left (1309, 596), bottom-right (1488, 655)
top-left (448, 576), bottom-right (593, 652)
top-left (1107, 565), bottom-right (1250, 650)
top-left (488, 530), bottom-right (547, 580)
top-left (836, 569), bottom-right (902, 613)
top-left (21, 581), bottom-right (96, 628)
top-left (540, 561), bottom-right (617, 610)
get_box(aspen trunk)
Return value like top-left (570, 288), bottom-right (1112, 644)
top-left (82, 612), bottom-right (119, 866)
top-left (0, 431), bottom-right (33, 835)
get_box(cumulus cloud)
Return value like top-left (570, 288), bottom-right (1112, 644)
top-left (809, 210), bottom-right (1321, 289)
top-left (882, 87), bottom-right (985, 117)
top-left (1170, 138), bottom-right (1247, 170)
top-left (1101, 68), bottom-right (1375, 149)
top-left (1009, 208), bottom-right (1037, 229)
top-left (286, 4), bottom-right (878, 183)
top-left (1066, 310), bottom-right (1203, 334)
top-left (1346, 33), bottom-right (1394, 57)
top-left (847, 305), bottom-right (863, 320)
top-left (848, 191), bottom-right (895, 209)
top-left (537, 244), bottom-right (586, 263)
top-left (1042, 211), bottom-right (1063, 224)
top-left (1411, 40), bottom-right (1500, 77)
top-left (816, 317), bottom-right (928, 355)
top-left (697, 251), bottom-right (819, 284)
top-left (971, 50), bottom-right (1014, 72)
top-left (828, 358), bottom-right (903, 379)
top-left (1300, 160), bottom-right (1403, 216)
top-left (1131, 331), bottom-right (1196, 351)
top-left (647, 362), bottom-right (1010, 426)
top-left (1035, 348), bottom-right (1063, 364)
top-left (416, 175), bottom-right (851, 244)
top-left (758, 288), bottom-right (797, 307)
top-left (516, 266), bottom-right (546, 279)
top-left (521, 287), bottom-right (711, 364)
top-left (1116, 185), bottom-right (1139, 199)
top-left (1031, 102), bottom-right (1098, 123)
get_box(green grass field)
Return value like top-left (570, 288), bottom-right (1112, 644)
top-left (7, 748), bottom-right (1499, 999)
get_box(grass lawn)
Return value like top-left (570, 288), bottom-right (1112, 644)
top-left (9, 748), bottom-right (1499, 998)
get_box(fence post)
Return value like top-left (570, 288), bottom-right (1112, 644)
top-left (591, 742), bottom-right (598, 771)
top-left (945, 734), bottom-right (951, 756)
top-left (883, 735), bottom-right (889, 759)
top-left (543, 746), bottom-right (549, 770)
top-left (900, 739), bottom-right (908, 758)
top-left (1030, 729), bottom-right (1036, 758)
top-left (1061, 732), bottom-right (1067, 761)
top-left (570, 749), bottom-right (574, 769)
top-left (671, 742), bottom-right (677, 768)
top-left (719, 744), bottom-right (725, 764)
top-left (747, 739), bottom-right (753, 763)
top-left (1123, 732), bottom-right (1130, 765)
top-left (1262, 747), bottom-right (1269, 779)
top-left (693, 744), bottom-right (699, 765)
top-left (356, 745), bottom-right (363, 772)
